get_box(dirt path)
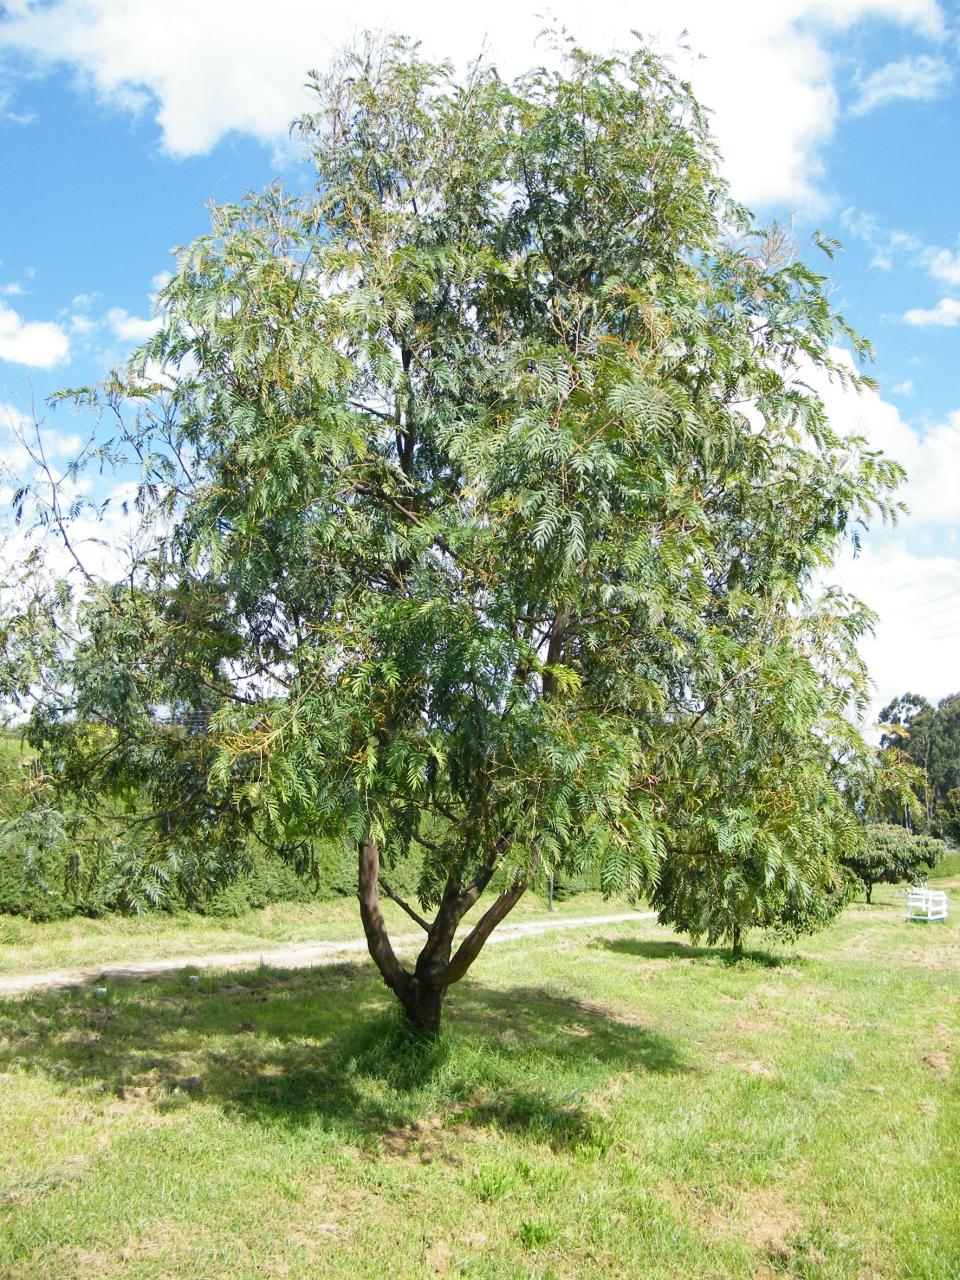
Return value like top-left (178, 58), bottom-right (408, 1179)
top-left (0, 910), bottom-right (654, 997)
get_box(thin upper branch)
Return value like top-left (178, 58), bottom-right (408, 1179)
top-left (377, 874), bottom-right (431, 932)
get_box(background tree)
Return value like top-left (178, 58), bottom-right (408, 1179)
top-left (879, 692), bottom-right (960, 832)
top-left (3, 37), bottom-right (902, 1033)
top-left (844, 824), bottom-right (945, 903)
top-left (938, 787), bottom-right (960, 845)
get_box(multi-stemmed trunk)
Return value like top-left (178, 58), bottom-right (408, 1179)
top-left (357, 830), bottom-right (531, 1035)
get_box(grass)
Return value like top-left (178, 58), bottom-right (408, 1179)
top-left (0, 885), bottom-right (957, 1278)
top-left (0, 890), bottom-right (629, 978)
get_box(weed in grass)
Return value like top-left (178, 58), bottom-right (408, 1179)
top-left (517, 1216), bottom-right (558, 1248)
top-left (472, 1165), bottom-right (520, 1203)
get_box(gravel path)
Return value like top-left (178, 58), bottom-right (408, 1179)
top-left (0, 910), bottom-right (654, 996)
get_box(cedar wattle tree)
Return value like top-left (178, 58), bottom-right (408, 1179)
top-left (3, 38), bottom-right (903, 1031)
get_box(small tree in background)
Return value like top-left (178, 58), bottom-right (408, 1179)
top-left (3, 37), bottom-right (903, 1031)
top-left (845, 824), bottom-right (945, 903)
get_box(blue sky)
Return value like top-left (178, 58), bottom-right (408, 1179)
top-left (0, 0), bottom-right (958, 723)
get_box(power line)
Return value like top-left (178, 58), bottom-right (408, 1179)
top-left (907, 586), bottom-right (960, 613)
top-left (911, 600), bottom-right (960, 625)
top-left (920, 616), bottom-right (960, 638)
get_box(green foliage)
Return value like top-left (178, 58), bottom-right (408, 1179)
top-left (934, 849), bottom-right (960, 878)
top-left (2, 37), bottom-right (903, 971)
top-left (843, 823), bottom-right (945, 902)
top-left (937, 787), bottom-right (960, 846)
top-left (879, 691), bottom-right (960, 832)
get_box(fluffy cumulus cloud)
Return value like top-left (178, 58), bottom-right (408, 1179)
top-left (851, 52), bottom-right (952, 115)
top-left (105, 307), bottom-right (160, 342)
top-left (832, 541), bottom-right (960, 725)
top-left (0, 303), bottom-right (70, 367)
top-left (926, 246), bottom-right (960, 285)
top-left (903, 297), bottom-right (960, 326)
top-left (0, 0), bottom-right (946, 208)
top-left (811, 349), bottom-right (960, 527)
top-left (808, 352), bottom-right (960, 722)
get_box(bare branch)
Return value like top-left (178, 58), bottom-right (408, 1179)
top-left (377, 874), bottom-right (431, 932)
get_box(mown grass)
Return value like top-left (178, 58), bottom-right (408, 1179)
top-left (0, 891), bottom-right (628, 978)
top-left (0, 886), bottom-right (957, 1278)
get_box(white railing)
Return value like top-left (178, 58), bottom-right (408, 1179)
top-left (906, 886), bottom-right (948, 922)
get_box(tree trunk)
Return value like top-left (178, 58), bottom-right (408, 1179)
top-left (398, 979), bottom-right (445, 1036)
top-left (865, 883), bottom-right (873, 904)
top-left (731, 923), bottom-right (743, 959)
top-left (356, 826), bottom-right (532, 1036)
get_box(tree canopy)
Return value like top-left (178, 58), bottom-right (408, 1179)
top-left (844, 824), bottom-right (945, 904)
top-left (879, 691), bottom-right (960, 834)
top-left (2, 37), bottom-right (903, 1031)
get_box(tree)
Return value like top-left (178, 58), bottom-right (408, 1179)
top-left (879, 692), bottom-right (960, 831)
top-left (650, 724), bottom-right (861, 959)
top-left (844, 824), bottom-right (945, 903)
top-left (939, 788), bottom-right (960, 845)
top-left (3, 38), bottom-right (903, 1033)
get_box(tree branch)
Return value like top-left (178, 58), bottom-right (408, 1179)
top-left (358, 831), bottom-right (412, 997)
top-left (377, 874), bottom-right (431, 932)
top-left (440, 858), bottom-right (538, 987)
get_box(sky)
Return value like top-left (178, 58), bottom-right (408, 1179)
top-left (0, 0), bottom-right (958, 728)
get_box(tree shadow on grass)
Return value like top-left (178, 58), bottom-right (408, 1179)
top-left (0, 961), bottom-right (684, 1154)
top-left (599, 937), bottom-right (794, 968)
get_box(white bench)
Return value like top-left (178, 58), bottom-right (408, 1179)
top-left (906, 886), bottom-right (948, 922)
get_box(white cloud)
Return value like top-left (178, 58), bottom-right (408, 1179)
top-left (839, 207), bottom-right (923, 269)
top-left (0, 82), bottom-right (35, 125)
top-left (0, 0), bottom-right (946, 208)
top-left (851, 53), bottom-right (951, 115)
top-left (0, 401), bottom-right (84, 478)
top-left (804, 352), bottom-right (960, 722)
top-left (903, 297), bottom-right (960, 326)
top-left (105, 306), bottom-right (160, 342)
top-left (0, 304), bottom-right (70, 367)
top-left (891, 379), bottom-right (914, 395)
top-left (925, 246), bottom-right (960, 286)
top-left (0, 283), bottom-right (25, 297)
top-left (811, 351), bottom-right (960, 527)
top-left (832, 542), bottom-right (960, 728)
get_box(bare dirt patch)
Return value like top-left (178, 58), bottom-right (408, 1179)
top-left (714, 1051), bottom-right (778, 1079)
top-left (375, 1112), bottom-right (462, 1165)
top-left (921, 1050), bottom-right (952, 1081)
top-left (569, 998), bottom-right (650, 1029)
top-left (661, 1178), bottom-right (802, 1269)
top-left (738, 1184), bottom-right (803, 1262)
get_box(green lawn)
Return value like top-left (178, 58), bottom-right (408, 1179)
top-left (0, 891), bottom-right (630, 979)
top-left (0, 886), bottom-right (957, 1279)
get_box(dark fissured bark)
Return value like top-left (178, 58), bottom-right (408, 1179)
top-left (399, 979), bottom-right (445, 1036)
top-left (357, 827), bottom-right (530, 1035)
top-left (865, 883), bottom-right (873, 904)
top-left (730, 923), bottom-right (743, 960)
